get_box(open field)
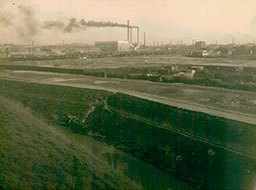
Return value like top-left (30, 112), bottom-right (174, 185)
top-left (2, 55), bottom-right (256, 92)
top-left (0, 70), bottom-right (255, 124)
top-left (3, 55), bottom-right (256, 69)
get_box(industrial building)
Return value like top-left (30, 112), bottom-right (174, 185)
top-left (94, 20), bottom-right (140, 52)
top-left (95, 41), bottom-right (131, 52)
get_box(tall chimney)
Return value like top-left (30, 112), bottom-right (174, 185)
top-left (127, 20), bottom-right (130, 42)
top-left (130, 28), bottom-right (133, 43)
top-left (31, 41), bottom-right (34, 55)
top-left (137, 27), bottom-right (139, 45)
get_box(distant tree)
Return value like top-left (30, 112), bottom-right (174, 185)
top-left (215, 47), bottom-right (228, 55)
top-left (234, 46), bottom-right (250, 55)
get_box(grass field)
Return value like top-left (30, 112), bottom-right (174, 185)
top-left (0, 70), bottom-right (255, 124)
top-left (2, 55), bottom-right (256, 69)
top-left (0, 96), bottom-right (141, 190)
top-left (2, 55), bottom-right (256, 93)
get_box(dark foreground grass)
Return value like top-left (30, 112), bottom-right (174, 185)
top-left (0, 96), bottom-right (141, 190)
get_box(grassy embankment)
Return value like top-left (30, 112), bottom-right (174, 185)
top-left (0, 96), bottom-right (141, 190)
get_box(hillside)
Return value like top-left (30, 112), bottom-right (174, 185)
top-left (0, 96), bottom-right (141, 190)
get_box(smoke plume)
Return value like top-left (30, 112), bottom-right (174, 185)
top-left (17, 5), bottom-right (40, 42)
top-left (1, 1), bottom-right (139, 42)
top-left (43, 18), bottom-right (83, 33)
top-left (0, 13), bottom-right (13, 27)
top-left (43, 21), bottom-right (65, 30)
top-left (79, 19), bottom-right (129, 28)
top-left (0, 0), bottom-right (13, 27)
top-left (43, 18), bottom-right (138, 33)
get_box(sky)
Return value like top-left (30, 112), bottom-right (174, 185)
top-left (1, 0), bottom-right (256, 45)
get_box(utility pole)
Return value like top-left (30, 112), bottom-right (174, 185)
top-left (31, 41), bottom-right (34, 56)
top-left (127, 20), bottom-right (130, 42)
top-left (144, 32), bottom-right (146, 47)
top-left (130, 28), bottom-right (133, 43)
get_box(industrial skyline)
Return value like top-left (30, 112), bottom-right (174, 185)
top-left (1, 0), bottom-right (256, 45)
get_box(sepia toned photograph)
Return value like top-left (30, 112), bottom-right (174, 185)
top-left (0, 0), bottom-right (256, 189)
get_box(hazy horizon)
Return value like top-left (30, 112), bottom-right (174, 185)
top-left (1, 0), bottom-right (256, 45)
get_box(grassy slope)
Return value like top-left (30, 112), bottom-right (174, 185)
top-left (0, 96), bottom-right (141, 190)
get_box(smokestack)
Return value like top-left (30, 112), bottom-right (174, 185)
top-left (144, 32), bottom-right (146, 47)
top-left (127, 20), bottom-right (129, 42)
top-left (137, 27), bottom-right (139, 45)
top-left (130, 27), bottom-right (132, 43)
top-left (32, 41), bottom-right (34, 55)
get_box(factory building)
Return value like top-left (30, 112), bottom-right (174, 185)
top-left (95, 41), bottom-right (130, 52)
